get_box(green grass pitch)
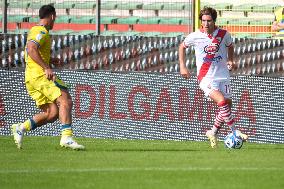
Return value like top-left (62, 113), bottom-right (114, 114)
top-left (1, 136), bottom-right (284, 189)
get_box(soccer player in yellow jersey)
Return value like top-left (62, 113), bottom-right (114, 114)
top-left (272, 8), bottom-right (284, 32)
top-left (11, 5), bottom-right (84, 150)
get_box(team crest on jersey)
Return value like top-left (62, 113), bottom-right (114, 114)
top-left (36, 34), bottom-right (42, 41)
top-left (204, 42), bottom-right (220, 55)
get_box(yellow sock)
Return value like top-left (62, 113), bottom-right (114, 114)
top-left (61, 129), bottom-right (73, 137)
top-left (22, 119), bottom-right (32, 131)
top-left (61, 124), bottom-right (73, 137)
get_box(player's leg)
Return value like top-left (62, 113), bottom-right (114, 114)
top-left (210, 90), bottom-right (235, 128)
top-left (212, 98), bottom-right (232, 133)
top-left (12, 103), bottom-right (59, 149)
top-left (210, 89), bottom-right (248, 141)
top-left (11, 76), bottom-right (61, 149)
top-left (56, 89), bottom-right (85, 150)
top-left (199, 79), bottom-right (222, 148)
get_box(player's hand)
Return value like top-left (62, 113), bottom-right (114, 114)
top-left (272, 21), bottom-right (279, 31)
top-left (50, 57), bottom-right (62, 67)
top-left (180, 66), bottom-right (190, 79)
top-left (227, 61), bottom-right (234, 71)
top-left (45, 68), bottom-right (56, 81)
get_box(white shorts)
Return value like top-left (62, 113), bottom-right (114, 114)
top-left (199, 78), bottom-right (232, 99)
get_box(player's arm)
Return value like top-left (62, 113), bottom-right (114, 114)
top-left (27, 41), bottom-right (55, 80)
top-left (272, 21), bottom-right (284, 31)
top-left (179, 43), bottom-right (190, 79)
top-left (272, 21), bottom-right (279, 31)
top-left (227, 44), bottom-right (234, 71)
top-left (50, 57), bottom-right (62, 67)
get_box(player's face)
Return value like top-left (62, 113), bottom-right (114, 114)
top-left (201, 15), bottom-right (215, 34)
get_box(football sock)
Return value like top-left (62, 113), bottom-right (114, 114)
top-left (212, 111), bottom-right (223, 135)
top-left (217, 100), bottom-right (235, 131)
top-left (61, 124), bottom-right (73, 137)
top-left (21, 118), bottom-right (37, 132)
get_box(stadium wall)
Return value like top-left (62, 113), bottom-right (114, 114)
top-left (0, 69), bottom-right (284, 143)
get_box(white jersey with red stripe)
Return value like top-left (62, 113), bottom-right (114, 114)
top-left (183, 27), bottom-right (233, 82)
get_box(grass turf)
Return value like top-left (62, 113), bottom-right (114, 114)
top-left (1, 136), bottom-right (284, 189)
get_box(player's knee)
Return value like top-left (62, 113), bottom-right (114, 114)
top-left (48, 112), bottom-right (59, 123)
top-left (46, 107), bottom-right (59, 123)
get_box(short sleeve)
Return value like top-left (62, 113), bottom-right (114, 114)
top-left (28, 27), bottom-right (48, 47)
top-left (224, 32), bottom-right (233, 47)
top-left (183, 33), bottom-right (195, 48)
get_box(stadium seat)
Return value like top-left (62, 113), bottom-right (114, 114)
top-left (251, 54), bottom-right (257, 66)
top-left (270, 62), bottom-right (276, 73)
top-left (141, 32), bottom-right (162, 37)
top-left (232, 4), bottom-right (255, 12)
top-left (158, 32), bottom-right (184, 38)
top-left (255, 33), bottom-right (273, 39)
top-left (100, 30), bottom-right (121, 36)
top-left (233, 33), bottom-right (252, 39)
top-left (101, 2), bottom-right (118, 10)
top-left (212, 3), bottom-right (232, 10)
top-left (73, 30), bottom-right (96, 36)
top-left (116, 17), bottom-right (139, 24)
top-left (163, 3), bottom-right (185, 10)
top-left (276, 50), bottom-right (282, 59)
top-left (50, 30), bottom-right (73, 35)
top-left (250, 19), bottom-right (272, 26)
top-left (70, 16), bottom-right (94, 24)
top-left (252, 4), bottom-right (278, 13)
top-left (55, 15), bottom-right (72, 23)
top-left (54, 2), bottom-right (75, 9)
top-left (142, 3), bottom-right (164, 10)
top-left (138, 17), bottom-right (161, 24)
top-left (216, 18), bottom-right (229, 26)
top-left (229, 19), bottom-right (250, 25)
top-left (116, 2), bottom-right (143, 10)
top-left (29, 2), bottom-right (47, 9)
top-left (28, 16), bottom-right (39, 23)
top-left (180, 18), bottom-right (192, 25)
top-left (7, 15), bottom-right (29, 23)
top-left (91, 17), bottom-right (118, 24)
top-left (159, 18), bottom-right (182, 25)
top-left (74, 2), bottom-right (96, 9)
top-left (8, 1), bottom-right (30, 9)
top-left (200, 2), bottom-right (213, 8)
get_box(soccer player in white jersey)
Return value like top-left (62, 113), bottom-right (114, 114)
top-left (179, 7), bottom-right (248, 148)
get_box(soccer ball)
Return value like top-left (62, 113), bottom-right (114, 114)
top-left (224, 131), bottom-right (243, 149)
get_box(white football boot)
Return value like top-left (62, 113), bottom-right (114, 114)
top-left (60, 136), bottom-right (85, 150)
top-left (11, 123), bottom-right (24, 149)
top-left (206, 130), bottom-right (217, 148)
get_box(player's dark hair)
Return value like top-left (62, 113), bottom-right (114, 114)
top-left (199, 7), bottom-right (217, 22)
top-left (39, 4), bottom-right (56, 19)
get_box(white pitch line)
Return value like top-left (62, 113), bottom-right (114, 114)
top-left (0, 167), bottom-right (283, 174)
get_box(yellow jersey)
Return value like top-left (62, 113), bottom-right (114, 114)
top-left (275, 7), bottom-right (284, 33)
top-left (274, 7), bottom-right (284, 23)
top-left (24, 25), bottom-right (51, 82)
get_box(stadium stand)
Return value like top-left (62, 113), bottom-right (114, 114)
top-left (1, 28), bottom-right (283, 76)
top-left (3, 0), bottom-right (279, 37)
top-left (1, 0), bottom-right (284, 75)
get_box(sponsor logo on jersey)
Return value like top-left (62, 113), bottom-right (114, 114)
top-left (204, 42), bottom-right (220, 55)
top-left (203, 55), bottom-right (222, 63)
